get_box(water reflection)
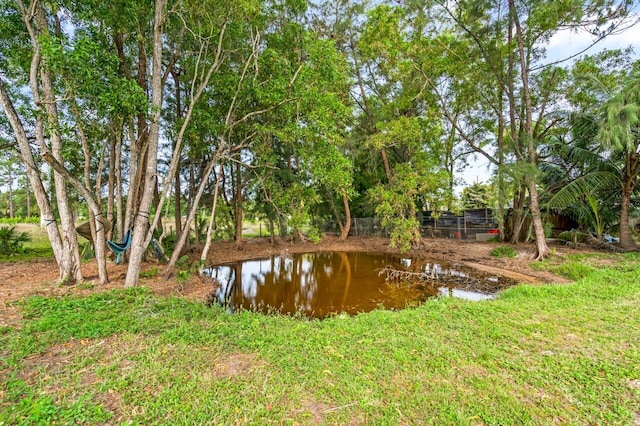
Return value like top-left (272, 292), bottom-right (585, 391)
top-left (205, 252), bottom-right (513, 318)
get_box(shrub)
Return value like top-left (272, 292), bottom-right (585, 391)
top-left (489, 245), bottom-right (517, 259)
top-left (307, 227), bottom-right (322, 244)
top-left (0, 226), bottom-right (31, 255)
top-left (0, 216), bottom-right (41, 225)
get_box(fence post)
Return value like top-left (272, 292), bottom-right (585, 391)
top-left (464, 211), bottom-right (467, 234)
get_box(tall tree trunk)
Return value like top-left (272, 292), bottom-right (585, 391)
top-left (327, 191), bottom-right (345, 236)
top-left (235, 160), bottom-right (243, 249)
top-left (125, 34), bottom-right (150, 234)
top-left (528, 181), bottom-right (549, 259)
top-left (380, 149), bottom-right (393, 183)
top-left (496, 87), bottom-right (506, 242)
top-left (619, 184), bottom-right (637, 251)
top-left (7, 169), bottom-right (14, 218)
top-left (71, 98), bottom-right (108, 284)
top-left (107, 129), bottom-right (116, 240)
top-left (123, 123), bottom-right (138, 234)
top-left (172, 70), bottom-right (183, 240)
top-left (340, 194), bottom-right (351, 241)
top-left (32, 4), bottom-right (82, 283)
top-left (175, 170), bottom-right (182, 239)
top-left (511, 0), bottom-right (549, 260)
top-left (164, 157), bottom-right (217, 276)
top-left (125, 0), bottom-right (167, 287)
top-left (115, 128), bottom-right (124, 240)
top-left (186, 158), bottom-right (196, 249)
top-left (153, 180), bottom-right (163, 236)
top-left (510, 184), bottom-right (526, 244)
top-left (25, 175), bottom-right (31, 217)
top-left (0, 78), bottom-right (64, 269)
top-left (199, 164), bottom-right (222, 274)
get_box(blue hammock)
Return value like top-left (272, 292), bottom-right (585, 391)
top-left (107, 230), bottom-right (132, 264)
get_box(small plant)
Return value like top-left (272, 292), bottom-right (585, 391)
top-left (140, 267), bottom-right (159, 278)
top-left (307, 227), bottom-right (322, 244)
top-left (489, 246), bottom-right (517, 259)
top-left (0, 226), bottom-right (31, 255)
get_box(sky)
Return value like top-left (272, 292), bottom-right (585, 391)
top-left (457, 17), bottom-right (640, 192)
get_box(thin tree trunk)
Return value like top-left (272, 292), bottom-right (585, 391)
top-left (619, 185), bottom-right (637, 250)
top-left (107, 129), bottom-right (116, 240)
top-left (340, 194), bottom-right (351, 241)
top-left (123, 124), bottom-right (135, 233)
top-left (269, 217), bottom-right (275, 246)
top-left (7, 169), bottom-right (13, 218)
top-left (125, 0), bottom-right (167, 287)
top-left (115, 128), bottom-right (124, 240)
top-left (0, 77), bottom-right (64, 269)
top-left (234, 160), bottom-right (243, 249)
top-left (511, 0), bottom-right (549, 259)
top-left (164, 157), bottom-right (217, 276)
top-left (510, 184), bottom-right (526, 244)
top-left (25, 175), bottom-right (31, 217)
top-left (199, 164), bottom-right (222, 274)
top-left (173, 70), bottom-right (183, 240)
top-left (380, 149), bottom-right (393, 183)
top-left (71, 98), bottom-right (108, 284)
top-left (327, 191), bottom-right (345, 236)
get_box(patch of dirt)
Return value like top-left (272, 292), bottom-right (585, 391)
top-left (210, 352), bottom-right (261, 379)
top-left (16, 336), bottom-right (124, 419)
top-left (0, 236), bottom-right (579, 328)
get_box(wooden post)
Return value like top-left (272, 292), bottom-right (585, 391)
top-left (464, 210), bottom-right (467, 233)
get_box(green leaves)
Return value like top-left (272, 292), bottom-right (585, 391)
top-left (599, 73), bottom-right (640, 153)
top-left (0, 225), bottom-right (31, 256)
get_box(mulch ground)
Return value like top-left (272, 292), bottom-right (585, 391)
top-left (0, 236), bottom-right (571, 328)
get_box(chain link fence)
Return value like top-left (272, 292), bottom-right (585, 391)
top-left (323, 209), bottom-right (499, 241)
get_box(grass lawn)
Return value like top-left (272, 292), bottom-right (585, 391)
top-left (1, 252), bottom-right (639, 424)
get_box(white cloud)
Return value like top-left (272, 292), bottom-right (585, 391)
top-left (546, 18), bottom-right (639, 63)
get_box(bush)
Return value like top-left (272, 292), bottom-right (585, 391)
top-left (489, 245), bottom-right (517, 259)
top-left (0, 226), bottom-right (31, 255)
top-left (307, 227), bottom-right (322, 244)
top-left (0, 216), bottom-right (41, 225)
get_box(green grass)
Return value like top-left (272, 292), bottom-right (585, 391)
top-left (489, 245), bottom-right (518, 258)
top-left (1, 256), bottom-right (640, 424)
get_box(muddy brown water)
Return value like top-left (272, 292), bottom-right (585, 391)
top-left (204, 252), bottom-right (515, 318)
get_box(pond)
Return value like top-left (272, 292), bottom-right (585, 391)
top-left (204, 251), bottom-right (515, 318)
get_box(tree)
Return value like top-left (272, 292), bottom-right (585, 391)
top-left (547, 53), bottom-right (640, 249)
top-left (599, 73), bottom-right (640, 250)
top-left (0, 150), bottom-right (20, 218)
top-left (428, 0), bottom-right (636, 259)
top-left (461, 182), bottom-right (492, 209)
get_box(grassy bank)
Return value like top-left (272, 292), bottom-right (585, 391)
top-left (1, 253), bottom-right (639, 424)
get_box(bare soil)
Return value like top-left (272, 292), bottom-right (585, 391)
top-left (0, 236), bottom-right (570, 327)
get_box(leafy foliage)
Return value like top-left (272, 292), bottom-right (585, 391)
top-left (0, 225), bottom-right (30, 255)
top-left (489, 246), bottom-right (517, 259)
top-left (461, 183), bottom-right (492, 209)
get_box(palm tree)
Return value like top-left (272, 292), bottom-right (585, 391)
top-left (598, 73), bottom-right (640, 250)
top-left (545, 117), bottom-right (620, 240)
top-left (548, 74), bottom-right (640, 250)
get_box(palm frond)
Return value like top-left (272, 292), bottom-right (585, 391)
top-left (547, 171), bottom-right (620, 210)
